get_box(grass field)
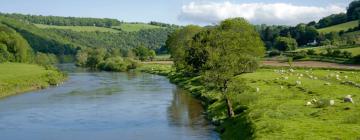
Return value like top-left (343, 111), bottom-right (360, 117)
top-left (297, 46), bottom-right (360, 56)
top-left (139, 63), bottom-right (360, 139)
top-left (0, 63), bottom-right (65, 98)
top-left (35, 24), bottom-right (120, 33)
top-left (318, 20), bottom-right (359, 34)
top-left (112, 23), bottom-right (162, 32)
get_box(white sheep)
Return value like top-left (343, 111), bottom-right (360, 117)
top-left (344, 95), bottom-right (354, 103)
top-left (325, 82), bottom-right (331, 85)
top-left (296, 81), bottom-right (302, 85)
top-left (256, 87), bottom-right (260, 92)
top-left (306, 102), bottom-right (312, 106)
top-left (329, 100), bottom-right (335, 106)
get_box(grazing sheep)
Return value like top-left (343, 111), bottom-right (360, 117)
top-left (329, 100), bottom-right (335, 106)
top-left (314, 77), bottom-right (318, 80)
top-left (284, 77), bottom-right (289, 80)
top-left (344, 76), bottom-right (348, 79)
top-left (344, 95), bottom-right (354, 103)
top-left (256, 87), bottom-right (260, 92)
top-left (280, 86), bottom-right (284, 89)
top-left (289, 69), bottom-right (294, 73)
top-left (296, 81), bottom-right (302, 85)
top-left (298, 77), bottom-right (302, 79)
top-left (311, 99), bottom-right (318, 104)
top-left (306, 102), bottom-right (312, 106)
top-left (325, 82), bottom-right (331, 85)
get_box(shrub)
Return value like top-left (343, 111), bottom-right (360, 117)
top-left (354, 55), bottom-right (360, 64)
top-left (274, 37), bottom-right (298, 51)
top-left (342, 51), bottom-right (352, 58)
top-left (98, 57), bottom-right (128, 72)
top-left (292, 51), bottom-right (307, 60)
top-left (269, 50), bottom-right (281, 57)
top-left (306, 49), bottom-right (316, 55)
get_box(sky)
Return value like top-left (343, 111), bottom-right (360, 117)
top-left (0, 0), bottom-right (354, 25)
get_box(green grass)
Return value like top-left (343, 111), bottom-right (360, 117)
top-left (0, 63), bottom-right (65, 98)
top-left (139, 63), bottom-right (360, 139)
top-left (112, 23), bottom-right (162, 32)
top-left (35, 24), bottom-right (120, 33)
top-left (154, 54), bottom-right (171, 61)
top-left (317, 20), bottom-right (359, 34)
top-left (297, 45), bottom-right (360, 55)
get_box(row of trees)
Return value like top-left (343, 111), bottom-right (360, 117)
top-left (76, 48), bottom-right (138, 71)
top-left (167, 18), bottom-right (265, 118)
top-left (0, 13), bottom-right (122, 27)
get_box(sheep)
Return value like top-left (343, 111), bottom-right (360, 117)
top-left (344, 95), bottom-right (354, 103)
top-left (280, 86), bottom-right (284, 90)
top-left (296, 81), bottom-right (302, 85)
top-left (256, 87), bottom-right (260, 92)
top-left (344, 76), bottom-right (348, 79)
top-left (325, 82), bottom-right (331, 85)
top-left (329, 100), bottom-right (335, 106)
top-left (314, 77), bottom-right (318, 80)
top-left (306, 102), bottom-right (312, 106)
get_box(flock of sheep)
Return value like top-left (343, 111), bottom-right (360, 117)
top-left (270, 68), bottom-right (356, 106)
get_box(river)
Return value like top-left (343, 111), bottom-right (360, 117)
top-left (0, 64), bottom-right (219, 140)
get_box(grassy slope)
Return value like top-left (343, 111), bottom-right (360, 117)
top-left (0, 63), bottom-right (65, 98)
top-left (112, 23), bottom-right (162, 32)
top-left (318, 20), bottom-right (359, 34)
top-left (139, 64), bottom-right (360, 139)
top-left (35, 24), bottom-right (120, 33)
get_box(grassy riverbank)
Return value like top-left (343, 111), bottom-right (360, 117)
top-left (0, 63), bottom-right (66, 98)
top-left (138, 63), bottom-right (360, 139)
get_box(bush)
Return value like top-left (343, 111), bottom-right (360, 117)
top-left (353, 55), bottom-right (360, 64)
top-left (342, 51), bottom-right (352, 58)
top-left (274, 37), bottom-right (298, 51)
top-left (292, 51), bottom-right (307, 60)
top-left (269, 50), bottom-right (281, 57)
top-left (98, 57), bottom-right (128, 72)
top-left (306, 49), bottom-right (316, 55)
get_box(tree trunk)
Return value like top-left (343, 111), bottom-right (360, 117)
top-left (224, 93), bottom-right (235, 118)
top-left (222, 85), bottom-right (235, 118)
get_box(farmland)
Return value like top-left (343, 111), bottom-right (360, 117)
top-left (317, 20), bottom-right (359, 34)
top-left (112, 23), bottom-right (163, 32)
top-left (139, 63), bottom-right (360, 139)
top-left (35, 24), bottom-right (121, 33)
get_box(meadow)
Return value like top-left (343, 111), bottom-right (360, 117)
top-left (0, 63), bottom-right (65, 98)
top-left (111, 23), bottom-right (162, 32)
top-left (35, 24), bottom-right (120, 33)
top-left (139, 63), bottom-right (360, 139)
top-left (317, 20), bottom-right (359, 34)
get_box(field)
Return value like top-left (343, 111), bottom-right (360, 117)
top-left (296, 45), bottom-right (360, 56)
top-left (317, 20), bottom-right (359, 34)
top-left (139, 63), bottom-right (360, 139)
top-left (35, 24), bottom-right (120, 33)
top-left (0, 63), bottom-right (65, 98)
top-left (112, 23), bottom-right (162, 32)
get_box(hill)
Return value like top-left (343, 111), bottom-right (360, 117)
top-left (317, 20), bottom-right (359, 34)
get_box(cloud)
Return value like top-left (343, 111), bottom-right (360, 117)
top-left (178, 2), bottom-right (346, 25)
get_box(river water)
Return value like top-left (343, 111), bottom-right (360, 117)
top-left (0, 64), bottom-right (219, 140)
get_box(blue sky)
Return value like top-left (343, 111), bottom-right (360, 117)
top-left (0, 0), bottom-right (354, 25)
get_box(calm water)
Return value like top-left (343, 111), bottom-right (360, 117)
top-left (0, 64), bottom-right (219, 140)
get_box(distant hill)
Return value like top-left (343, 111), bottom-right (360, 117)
top-left (317, 20), bottom-right (359, 34)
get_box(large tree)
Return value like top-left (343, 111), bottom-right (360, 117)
top-left (274, 37), bottom-right (298, 51)
top-left (166, 25), bottom-right (202, 71)
top-left (200, 18), bottom-right (265, 117)
top-left (347, 0), bottom-right (360, 21)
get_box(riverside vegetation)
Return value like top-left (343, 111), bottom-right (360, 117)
top-left (139, 17), bottom-right (360, 139)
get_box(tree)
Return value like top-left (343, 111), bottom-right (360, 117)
top-left (347, 0), bottom-right (360, 20)
top-left (274, 37), bottom-right (298, 51)
top-left (148, 50), bottom-right (156, 61)
top-left (166, 25), bottom-right (202, 71)
top-left (200, 18), bottom-right (265, 118)
top-left (86, 48), bottom-right (106, 68)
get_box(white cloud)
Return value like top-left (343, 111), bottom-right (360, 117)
top-left (178, 2), bottom-right (346, 25)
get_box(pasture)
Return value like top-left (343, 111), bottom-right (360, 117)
top-left (35, 24), bottom-right (120, 33)
top-left (139, 63), bottom-right (360, 139)
top-left (112, 23), bottom-right (162, 32)
top-left (317, 20), bottom-right (359, 34)
top-left (0, 63), bottom-right (65, 98)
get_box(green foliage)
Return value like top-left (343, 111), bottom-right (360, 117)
top-left (306, 49), bottom-right (316, 55)
top-left (347, 0), bottom-right (360, 21)
top-left (34, 52), bottom-right (58, 67)
top-left (274, 37), bottom-right (298, 51)
top-left (0, 23), bottom-right (33, 63)
top-left (316, 13), bottom-right (348, 28)
top-left (98, 57), bottom-right (130, 72)
top-left (0, 13), bottom-right (122, 27)
top-left (268, 50), bottom-right (281, 57)
top-left (36, 24), bottom-right (120, 33)
top-left (166, 25), bottom-right (202, 71)
top-left (354, 54), bottom-right (360, 64)
top-left (133, 45), bottom-right (156, 61)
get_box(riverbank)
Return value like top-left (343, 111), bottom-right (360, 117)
top-left (0, 63), bottom-right (66, 98)
top-left (138, 63), bottom-right (360, 139)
